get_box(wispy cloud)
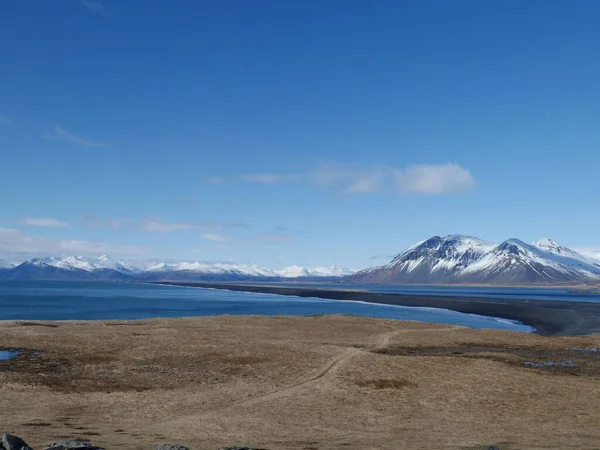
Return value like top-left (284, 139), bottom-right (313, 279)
top-left (15, 217), bottom-right (71, 228)
top-left (393, 163), bottom-right (475, 195)
top-left (0, 114), bottom-right (14, 127)
top-left (44, 126), bottom-right (112, 148)
top-left (81, 215), bottom-right (129, 229)
top-left (81, 215), bottom-right (251, 232)
top-left (81, 0), bottom-right (105, 15)
top-left (202, 233), bottom-right (229, 243)
top-left (211, 162), bottom-right (475, 196)
top-left (0, 228), bottom-right (149, 257)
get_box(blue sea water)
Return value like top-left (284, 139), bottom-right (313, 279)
top-left (0, 280), bottom-right (536, 332)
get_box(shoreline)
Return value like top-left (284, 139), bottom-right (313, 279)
top-left (153, 281), bottom-right (600, 336)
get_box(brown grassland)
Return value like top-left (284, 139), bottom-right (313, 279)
top-left (1, 315), bottom-right (600, 449)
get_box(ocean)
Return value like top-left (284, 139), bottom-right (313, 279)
top-left (0, 280), bottom-right (540, 332)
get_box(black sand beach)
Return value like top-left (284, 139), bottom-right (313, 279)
top-left (154, 282), bottom-right (600, 336)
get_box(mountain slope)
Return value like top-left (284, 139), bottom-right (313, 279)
top-left (350, 235), bottom-right (495, 283)
top-left (351, 236), bottom-right (600, 285)
top-left (8, 260), bottom-right (96, 280)
top-left (0, 256), bottom-right (354, 281)
top-left (459, 239), bottom-right (600, 283)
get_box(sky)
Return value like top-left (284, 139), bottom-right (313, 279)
top-left (2, 0), bottom-right (600, 268)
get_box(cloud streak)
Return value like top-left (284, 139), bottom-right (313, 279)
top-left (202, 233), bottom-right (229, 242)
top-left (0, 228), bottom-right (148, 257)
top-left (81, 0), bottom-right (105, 15)
top-left (211, 162), bottom-right (476, 196)
top-left (44, 126), bottom-right (112, 148)
top-left (393, 164), bottom-right (475, 195)
top-left (15, 217), bottom-right (71, 228)
top-left (81, 216), bottom-right (251, 232)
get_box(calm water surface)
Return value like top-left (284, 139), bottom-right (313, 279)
top-left (0, 280), bottom-right (533, 332)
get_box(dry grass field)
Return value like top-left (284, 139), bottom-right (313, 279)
top-left (1, 315), bottom-right (600, 449)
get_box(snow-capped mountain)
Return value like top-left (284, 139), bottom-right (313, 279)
top-left (350, 235), bottom-right (600, 285)
top-left (460, 239), bottom-right (600, 283)
top-left (532, 238), bottom-right (588, 261)
top-left (351, 235), bottom-right (496, 283)
top-left (275, 265), bottom-right (354, 278)
top-left (0, 255), bottom-right (354, 281)
top-left (0, 258), bottom-right (15, 269)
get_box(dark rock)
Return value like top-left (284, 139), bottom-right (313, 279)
top-left (2, 433), bottom-right (33, 450)
top-left (156, 446), bottom-right (191, 450)
top-left (43, 441), bottom-right (105, 450)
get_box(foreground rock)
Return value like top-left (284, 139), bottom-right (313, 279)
top-left (2, 433), bottom-right (33, 450)
top-left (1, 436), bottom-right (271, 450)
top-left (43, 441), bottom-right (105, 450)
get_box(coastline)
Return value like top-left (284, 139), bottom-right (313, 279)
top-left (153, 282), bottom-right (600, 336)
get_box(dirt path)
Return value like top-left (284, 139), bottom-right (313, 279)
top-left (159, 326), bottom-right (456, 428)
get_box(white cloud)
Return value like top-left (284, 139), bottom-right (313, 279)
top-left (0, 228), bottom-right (149, 257)
top-left (202, 233), bottom-right (229, 242)
top-left (239, 174), bottom-right (302, 184)
top-left (81, 0), bottom-right (105, 15)
top-left (310, 164), bottom-right (386, 194)
top-left (0, 114), bottom-right (14, 127)
top-left (393, 163), bottom-right (475, 195)
top-left (44, 126), bottom-right (112, 148)
top-left (216, 162), bottom-right (475, 196)
top-left (16, 217), bottom-right (72, 228)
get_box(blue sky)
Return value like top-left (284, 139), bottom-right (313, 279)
top-left (2, 0), bottom-right (600, 268)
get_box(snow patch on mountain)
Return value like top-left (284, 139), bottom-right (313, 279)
top-left (352, 235), bottom-right (600, 284)
top-left (0, 258), bottom-right (15, 269)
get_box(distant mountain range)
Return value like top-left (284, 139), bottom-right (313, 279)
top-left (2, 236), bottom-right (599, 285)
top-left (0, 255), bottom-right (354, 282)
top-left (350, 235), bottom-right (600, 285)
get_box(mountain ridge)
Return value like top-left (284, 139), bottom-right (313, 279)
top-left (350, 235), bottom-right (600, 285)
top-left (0, 255), bottom-right (354, 282)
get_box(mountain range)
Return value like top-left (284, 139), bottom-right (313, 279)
top-left (2, 236), bottom-right (599, 285)
top-left (0, 255), bottom-right (354, 282)
top-left (350, 235), bottom-right (600, 284)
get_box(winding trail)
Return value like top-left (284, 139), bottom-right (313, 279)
top-left (152, 325), bottom-right (460, 433)
top-left (202, 326), bottom-right (455, 414)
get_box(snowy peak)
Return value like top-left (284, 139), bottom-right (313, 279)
top-left (0, 258), bottom-right (15, 269)
top-left (351, 235), bottom-right (600, 285)
top-left (386, 235), bottom-right (495, 272)
top-left (277, 265), bottom-right (311, 278)
top-left (532, 237), bottom-right (588, 261)
top-left (276, 265), bottom-right (354, 278)
top-left (1, 255), bottom-right (354, 281)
